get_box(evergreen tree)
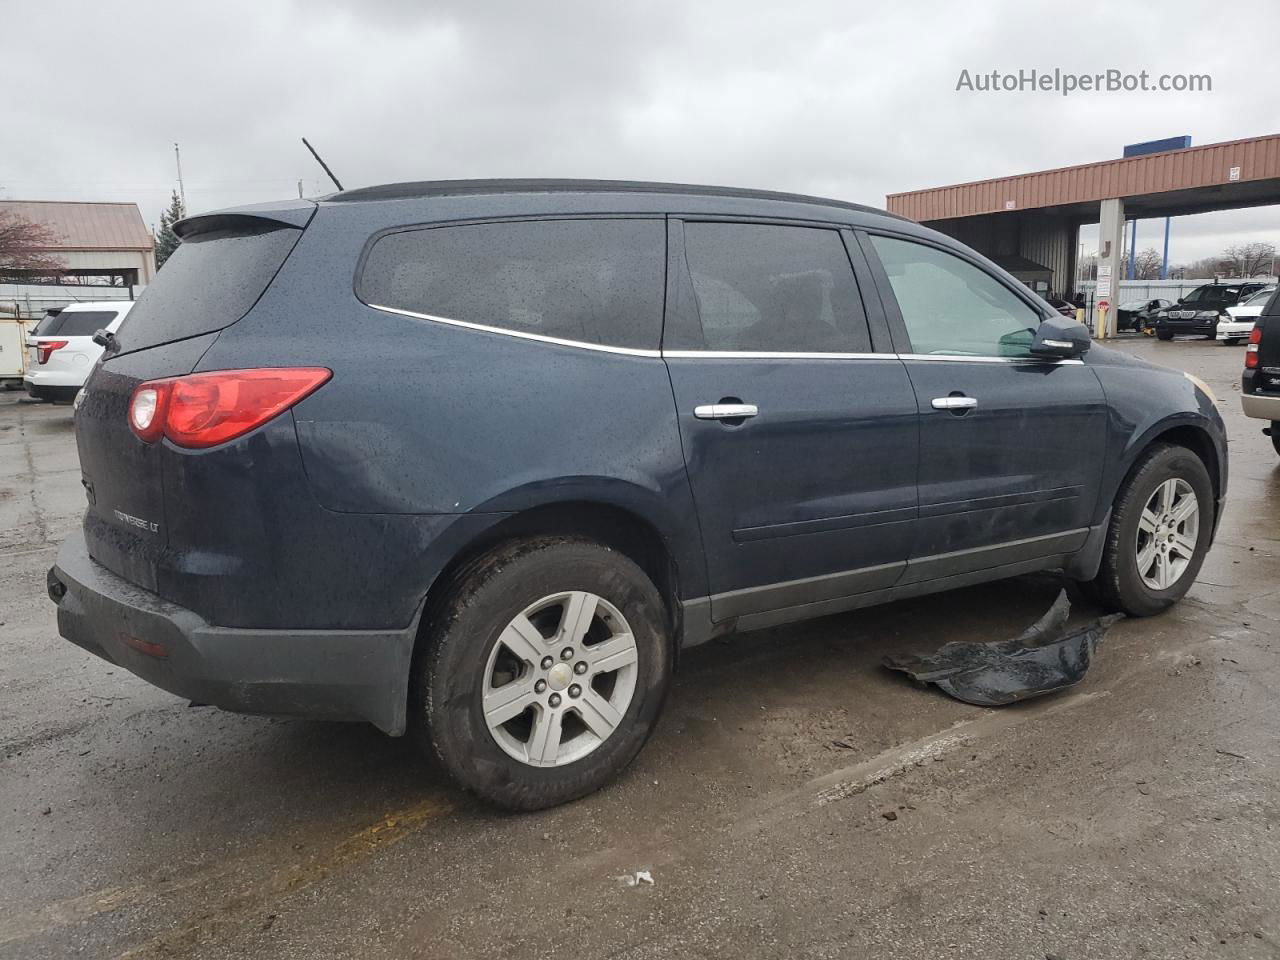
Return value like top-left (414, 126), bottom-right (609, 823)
top-left (154, 190), bottom-right (186, 270)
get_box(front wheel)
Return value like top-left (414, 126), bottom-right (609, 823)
top-left (1156, 330), bottom-right (1174, 341)
top-left (414, 537), bottom-right (672, 810)
top-left (1222, 338), bottom-right (1239, 346)
top-left (1272, 422), bottom-right (1280, 458)
top-left (1092, 444), bottom-right (1215, 616)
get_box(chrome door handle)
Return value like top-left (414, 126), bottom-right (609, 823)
top-left (694, 403), bottom-right (759, 420)
top-left (931, 396), bottom-right (978, 410)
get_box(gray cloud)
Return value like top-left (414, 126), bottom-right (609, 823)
top-left (1, 0), bottom-right (1275, 264)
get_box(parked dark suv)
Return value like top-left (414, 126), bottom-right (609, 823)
top-left (1154, 281), bottom-right (1268, 340)
top-left (1241, 286), bottom-right (1280, 456)
top-left (48, 180), bottom-right (1228, 810)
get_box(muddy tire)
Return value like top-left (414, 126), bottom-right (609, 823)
top-left (413, 537), bottom-right (672, 811)
top-left (1273, 422), bottom-right (1280, 458)
top-left (1156, 330), bottom-right (1174, 341)
top-left (1091, 444), bottom-right (1215, 617)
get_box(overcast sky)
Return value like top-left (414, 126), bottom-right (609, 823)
top-left (2, 0), bottom-right (1276, 266)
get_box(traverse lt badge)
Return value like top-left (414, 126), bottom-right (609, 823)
top-left (113, 509), bottom-right (159, 533)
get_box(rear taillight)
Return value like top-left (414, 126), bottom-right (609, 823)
top-left (1246, 325), bottom-right (1262, 369)
top-left (36, 340), bottom-right (69, 364)
top-left (128, 368), bottom-right (331, 448)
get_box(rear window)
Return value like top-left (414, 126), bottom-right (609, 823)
top-left (32, 310), bottom-right (118, 337)
top-left (114, 222), bottom-right (302, 354)
top-left (359, 219), bottom-right (665, 350)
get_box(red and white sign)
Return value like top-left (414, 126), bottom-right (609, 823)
top-left (1098, 300), bottom-right (1109, 312)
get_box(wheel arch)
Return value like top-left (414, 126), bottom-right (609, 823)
top-left (408, 496), bottom-right (694, 687)
top-left (1071, 415), bottom-right (1225, 583)
top-left (1120, 418), bottom-right (1224, 506)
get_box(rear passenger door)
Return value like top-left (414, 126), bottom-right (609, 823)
top-left (663, 219), bottom-right (919, 622)
top-left (859, 231), bottom-right (1108, 581)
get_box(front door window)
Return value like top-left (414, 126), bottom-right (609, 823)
top-left (869, 235), bottom-right (1044, 358)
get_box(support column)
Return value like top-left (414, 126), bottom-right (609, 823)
top-left (1096, 198), bottom-right (1125, 339)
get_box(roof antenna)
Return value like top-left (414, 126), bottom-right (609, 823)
top-left (301, 137), bottom-right (344, 192)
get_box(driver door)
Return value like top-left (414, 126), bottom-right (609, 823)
top-left (859, 231), bottom-right (1108, 582)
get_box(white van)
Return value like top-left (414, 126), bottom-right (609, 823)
top-left (24, 301), bottom-right (134, 402)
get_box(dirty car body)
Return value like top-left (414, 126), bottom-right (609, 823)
top-left (48, 180), bottom-right (1229, 809)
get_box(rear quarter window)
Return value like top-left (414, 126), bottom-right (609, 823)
top-left (358, 219), bottom-right (666, 350)
top-left (115, 222), bottom-right (303, 354)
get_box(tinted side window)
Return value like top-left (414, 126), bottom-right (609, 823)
top-left (870, 235), bottom-right (1042, 357)
top-left (678, 222), bottom-right (871, 352)
top-left (360, 219), bottom-right (665, 350)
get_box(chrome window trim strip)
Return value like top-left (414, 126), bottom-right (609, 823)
top-left (898, 353), bottom-right (1084, 365)
top-left (663, 350), bottom-right (886, 360)
top-left (366, 303), bottom-right (663, 358)
top-left (369, 304), bottom-right (1084, 365)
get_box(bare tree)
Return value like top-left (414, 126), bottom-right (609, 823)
top-left (1077, 251), bottom-right (1098, 281)
top-left (1174, 256), bottom-right (1226, 280)
top-left (1134, 247), bottom-right (1163, 280)
top-left (1222, 241), bottom-right (1277, 278)
top-left (0, 206), bottom-right (65, 277)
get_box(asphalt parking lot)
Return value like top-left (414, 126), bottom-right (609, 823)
top-left (2, 337), bottom-right (1278, 960)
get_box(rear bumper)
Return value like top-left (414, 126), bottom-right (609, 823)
top-left (25, 367), bottom-right (88, 388)
top-left (24, 380), bottom-right (80, 402)
top-left (1241, 392), bottom-right (1280, 422)
top-left (49, 529), bottom-right (417, 735)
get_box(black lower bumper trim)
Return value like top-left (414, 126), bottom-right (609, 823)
top-left (50, 529), bottom-right (419, 735)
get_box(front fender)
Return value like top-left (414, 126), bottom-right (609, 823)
top-left (1089, 352), bottom-right (1228, 529)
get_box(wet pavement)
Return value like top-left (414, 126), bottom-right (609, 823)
top-left (2, 337), bottom-right (1278, 959)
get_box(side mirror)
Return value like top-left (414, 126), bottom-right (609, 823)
top-left (1031, 317), bottom-right (1091, 359)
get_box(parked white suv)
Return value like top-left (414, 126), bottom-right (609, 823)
top-left (1218, 286), bottom-right (1276, 345)
top-left (24, 301), bottom-right (133, 402)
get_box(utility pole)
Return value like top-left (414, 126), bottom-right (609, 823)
top-left (174, 143), bottom-right (186, 208)
top-left (297, 179), bottom-right (304, 199)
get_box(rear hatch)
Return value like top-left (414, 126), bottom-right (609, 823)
top-left (74, 202), bottom-right (314, 592)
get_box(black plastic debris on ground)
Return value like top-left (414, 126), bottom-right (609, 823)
top-left (883, 590), bottom-right (1124, 706)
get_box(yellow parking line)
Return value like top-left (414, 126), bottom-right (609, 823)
top-left (0, 795), bottom-right (451, 953)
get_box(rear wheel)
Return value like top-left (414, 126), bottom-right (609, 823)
top-left (1092, 444), bottom-right (1214, 616)
top-left (414, 537), bottom-right (672, 811)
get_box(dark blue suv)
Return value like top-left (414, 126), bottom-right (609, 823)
top-left (48, 180), bottom-right (1227, 809)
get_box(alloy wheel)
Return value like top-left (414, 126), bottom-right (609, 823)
top-left (1135, 478), bottom-right (1200, 591)
top-left (481, 591), bottom-right (639, 767)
